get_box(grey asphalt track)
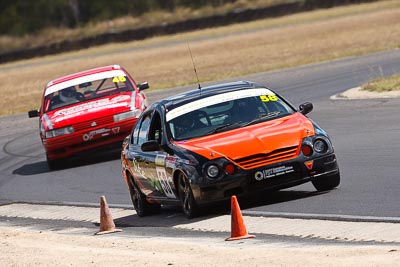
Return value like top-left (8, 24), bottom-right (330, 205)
top-left (1, 49), bottom-right (400, 222)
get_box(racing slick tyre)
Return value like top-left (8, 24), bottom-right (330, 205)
top-left (128, 178), bottom-right (160, 217)
top-left (46, 155), bottom-right (62, 171)
top-left (177, 172), bottom-right (200, 219)
top-left (312, 171), bottom-right (340, 192)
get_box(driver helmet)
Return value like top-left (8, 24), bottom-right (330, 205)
top-left (233, 98), bottom-right (259, 121)
top-left (177, 113), bottom-right (196, 129)
top-left (173, 112), bottom-right (196, 137)
top-left (59, 86), bottom-right (77, 102)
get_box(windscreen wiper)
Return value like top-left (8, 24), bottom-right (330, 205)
top-left (244, 111), bottom-right (282, 127)
top-left (206, 121), bottom-right (243, 134)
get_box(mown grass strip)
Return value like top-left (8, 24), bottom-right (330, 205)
top-left (362, 74), bottom-right (400, 92)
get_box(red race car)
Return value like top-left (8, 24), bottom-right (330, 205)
top-left (28, 65), bottom-right (149, 170)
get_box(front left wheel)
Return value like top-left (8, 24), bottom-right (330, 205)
top-left (312, 171), bottom-right (340, 191)
top-left (128, 178), bottom-right (160, 217)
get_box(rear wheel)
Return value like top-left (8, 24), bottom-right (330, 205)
top-left (312, 171), bottom-right (340, 191)
top-left (128, 178), bottom-right (160, 217)
top-left (177, 172), bottom-right (199, 219)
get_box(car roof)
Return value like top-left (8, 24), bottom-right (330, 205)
top-left (157, 81), bottom-right (266, 108)
top-left (44, 65), bottom-right (127, 96)
top-left (47, 65), bottom-right (125, 87)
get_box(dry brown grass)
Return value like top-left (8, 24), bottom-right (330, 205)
top-left (362, 73), bottom-right (400, 92)
top-left (0, 0), bottom-right (292, 53)
top-left (0, 0), bottom-right (399, 116)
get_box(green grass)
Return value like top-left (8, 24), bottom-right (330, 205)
top-left (362, 74), bottom-right (400, 92)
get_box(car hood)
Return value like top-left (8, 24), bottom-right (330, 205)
top-left (43, 94), bottom-right (132, 129)
top-left (174, 113), bottom-right (315, 161)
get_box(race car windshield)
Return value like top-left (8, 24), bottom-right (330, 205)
top-left (167, 89), bottom-right (294, 140)
top-left (44, 75), bottom-right (134, 112)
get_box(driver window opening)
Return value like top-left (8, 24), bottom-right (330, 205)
top-left (149, 112), bottom-right (162, 145)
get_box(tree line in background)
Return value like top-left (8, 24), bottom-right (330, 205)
top-left (0, 0), bottom-right (240, 36)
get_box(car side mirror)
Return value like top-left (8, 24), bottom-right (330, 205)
top-left (141, 140), bottom-right (160, 152)
top-left (138, 82), bottom-right (149, 91)
top-left (28, 109), bottom-right (39, 118)
top-left (299, 102), bottom-right (313, 115)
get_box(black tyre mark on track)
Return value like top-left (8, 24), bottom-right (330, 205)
top-left (2, 131), bottom-right (43, 158)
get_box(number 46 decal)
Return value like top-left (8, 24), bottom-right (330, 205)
top-left (112, 76), bottom-right (127, 83)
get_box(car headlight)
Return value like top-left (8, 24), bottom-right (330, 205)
top-left (113, 110), bottom-right (141, 122)
top-left (206, 164), bottom-right (219, 179)
top-left (203, 159), bottom-right (237, 180)
top-left (301, 136), bottom-right (331, 156)
top-left (314, 139), bottom-right (328, 153)
top-left (45, 126), bottom-right (74, 138)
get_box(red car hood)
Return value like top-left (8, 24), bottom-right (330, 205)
top-left (44, 94), bottom-right (131, 129)
top-left (174, 113), bottom-right (315, 161)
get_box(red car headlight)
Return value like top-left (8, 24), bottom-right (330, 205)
top-left (113, 110), bottom-right (141, 122)
top-left (45, 126), bottom-right (74, 138)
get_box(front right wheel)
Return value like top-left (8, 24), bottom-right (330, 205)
top-left (177, 172), bottom-right (200, 219)
top-left (46, 154), bottom-right (62, 171)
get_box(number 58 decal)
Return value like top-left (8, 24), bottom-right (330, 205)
top-left (260, 95), bottom-right (278, 102)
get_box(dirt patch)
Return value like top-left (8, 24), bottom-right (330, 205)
top-left (0, 225), bottom-right (399, 266)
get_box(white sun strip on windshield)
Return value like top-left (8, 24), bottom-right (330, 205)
top-left (166, 88), bottom-right (275, 122)
top-left (44, 69), bottom-right (126, 96)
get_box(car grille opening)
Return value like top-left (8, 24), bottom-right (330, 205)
top-left (73, 116), bottom-right (114, 132)
top-left (233, 146), bottom-right (298, 170)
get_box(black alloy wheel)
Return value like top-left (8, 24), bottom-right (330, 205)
top-left (129, 178), bottom-right (160, 217)
top-left (312, 172), bottom-right (341, 191)
top-left (178, 172), bottom-right (199, 219)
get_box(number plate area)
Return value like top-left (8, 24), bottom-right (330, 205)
top-left (251, 164), bottom-right (301, 183)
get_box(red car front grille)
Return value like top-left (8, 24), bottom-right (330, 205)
top-left (73, 115), bottom-right (114, 132)
top-left (233, 146), bottom-right (298, 170)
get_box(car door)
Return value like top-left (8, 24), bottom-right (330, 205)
top-left (147, 111), bottom-right (177, 201)
top-left (126, 112), bottom-right (154, 196)
top-left (128, 110), bottom-right (176, 200)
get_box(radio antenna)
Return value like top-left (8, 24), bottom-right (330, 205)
top-left (187, 42), bottom-right (201, 91)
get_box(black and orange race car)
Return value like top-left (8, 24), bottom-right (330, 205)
top-left (121, 81), bottom-right (340, 218)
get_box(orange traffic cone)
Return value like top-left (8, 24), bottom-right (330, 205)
top-left (226, 195), bottom-right (256, 241)
top-left (95, 195), bottom-right (122, 235)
